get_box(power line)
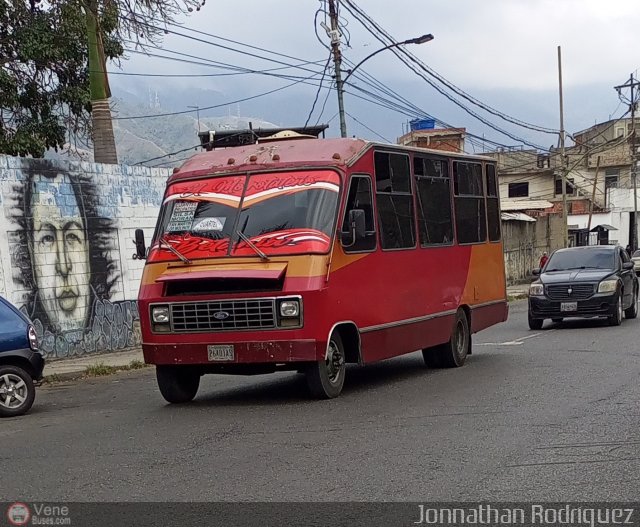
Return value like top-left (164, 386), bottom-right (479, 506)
top-left (100, 74), bottom-right (324, 121)
top-left (341, 0), bottom-right (559, 136)
top-left (305, 51), bottom-right (333, 127)
top-left (345, 111), bottom-right (390, 142)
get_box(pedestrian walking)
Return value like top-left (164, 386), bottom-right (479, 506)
top-left (539, 251), bottom-right (549, 269)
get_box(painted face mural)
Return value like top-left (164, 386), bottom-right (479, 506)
top-left (29, 173), bottom-right (91, 332)
top-left (8, 159), bottom-right (142, 358)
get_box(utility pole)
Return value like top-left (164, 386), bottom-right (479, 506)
top-left (327, 0), bottom-right (347, 138)
top-left (86, 0), bottom-right (118, 164)
top-left (587, 155), bottom-right (601, 236)
top-left (557, 46), bottom-right (569, 247)
top-left (615, 74), bottom-right (640, 250)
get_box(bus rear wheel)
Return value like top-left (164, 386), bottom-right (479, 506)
top-left (156, 365), bottom-right (200, 404)
top-left (306, 332), bottom-right (346, 399)
top-left (423, 310), bottom-right (470, 368)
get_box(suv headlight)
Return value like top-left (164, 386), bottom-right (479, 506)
top-left (529, 283), bottom-right (544, 296)
top-left (279, 300), bottom-right (300, 317)
top-left (28, 325), bottom-right (39, 351)
top-left (598, 279), bottom-right (618, 293)
top-left (152, 305), bottom-right (170, 323)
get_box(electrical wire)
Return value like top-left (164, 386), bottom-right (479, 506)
top-left (305, 51), bottom-right (333, 127)
top-left (345, 111), bottom-right (390, 142)
top-left (341, 0), bottom-right (560, 135)
top-left (99, 73), bottom-right (325, 121)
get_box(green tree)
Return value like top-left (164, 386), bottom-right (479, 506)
top-left (0, 0), bottom-right (201, 159)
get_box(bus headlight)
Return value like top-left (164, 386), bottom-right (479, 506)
top-left (277, 298), bottom-right (302, 328)
top-left (152, 305), bottom-right (170, 323)
top-left (529, 283), bottom-right (544, 297)
top-left (598, 279), bottom-right (618, 293)
top-left (279, 300), bottom-right (300, 317)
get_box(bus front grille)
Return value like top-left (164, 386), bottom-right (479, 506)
top-left (170, 299), bottom-right (276, 332)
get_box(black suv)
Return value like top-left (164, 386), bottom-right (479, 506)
top-left (528, 245), bottom-right (638, 329)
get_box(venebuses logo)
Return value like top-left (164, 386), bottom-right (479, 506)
top-left (7, 502), bottom-right (30, 526)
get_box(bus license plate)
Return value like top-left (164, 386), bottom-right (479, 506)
top-left (208, 345), bottom-right (235, 362)
top-left (561, 302), bottom-right (577, 312)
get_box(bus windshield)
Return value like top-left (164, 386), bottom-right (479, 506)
top-left (152, 170), bottom-right (340, 261)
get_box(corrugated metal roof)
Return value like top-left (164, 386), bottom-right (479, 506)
top-left (501, 212), bottom-right (537, 222)
top-left (500, 199), bottom-right (553, 211)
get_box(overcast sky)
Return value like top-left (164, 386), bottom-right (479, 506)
top-left (113, 0), bottom-right (640, 150)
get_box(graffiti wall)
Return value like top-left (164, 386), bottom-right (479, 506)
top-left (0, 156), bottom-right (171, 359)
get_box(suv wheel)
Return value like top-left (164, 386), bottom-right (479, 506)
top-left (528, 312), bottom-right (543, 330)
top-left (0, 366), bottom-right (36, 418)
top-left (609, 294), bottom-right (623, 326)
top-left (625, 288), bottom-right (638, 319)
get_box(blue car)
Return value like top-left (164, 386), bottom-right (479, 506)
top-left (0, 296), bottom-right (45, 417)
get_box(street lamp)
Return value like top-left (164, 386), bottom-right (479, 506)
top-left (337, 33), bottom-right (434, 137)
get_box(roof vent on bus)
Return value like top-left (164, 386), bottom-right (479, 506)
top-left (227, 158), bottom-right (235, 165)
top-left (249, 155), bottom-right (258, 162)
top-left (172, 167), bottom-right (180, 174)
top-left (332, 153), bottom-right (341, 160)
top-left (258, 130), bottom-right (316, 143)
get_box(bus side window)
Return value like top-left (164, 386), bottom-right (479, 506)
top-left (453, 161), bottom-right (487, 244)
top-left (486, 164), bottom-right (501, 242)
top-left (341, 175), bottom-right (377, 253)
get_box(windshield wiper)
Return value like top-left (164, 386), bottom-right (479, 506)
top-left (236, 230), bottom-right (270, 262)
top-left (159, 235), bottom-right (192, 265)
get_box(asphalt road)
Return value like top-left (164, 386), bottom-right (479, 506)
top-left (3, 300), bottom-right (640, 502)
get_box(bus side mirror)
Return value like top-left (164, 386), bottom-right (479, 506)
top-left (133, 229), bottom-right (147, 260)
top-left (341, 209), bottom-right (366, 248)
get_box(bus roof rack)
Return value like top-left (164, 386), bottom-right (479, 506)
top-left (198, 124), bottom-right (329, 151)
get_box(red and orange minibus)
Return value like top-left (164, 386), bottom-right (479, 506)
top-left (136, 135), bottom-right (508, 401)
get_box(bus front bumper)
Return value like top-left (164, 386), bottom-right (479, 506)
top-left (143, 339), bottom-right (319, 366)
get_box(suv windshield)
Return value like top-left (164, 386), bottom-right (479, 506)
top-left (152, 170), bottom-right (340, 261)
top-left (545, 249), bottom-right (615, 271)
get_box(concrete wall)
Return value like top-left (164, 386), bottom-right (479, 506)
top-left (501, 214), bottom-right (565, 284)
top-left (0, 156), bottom-right (170, 359)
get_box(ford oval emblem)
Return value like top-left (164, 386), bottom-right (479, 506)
top-left (213, 311), bottom-right (230, 320)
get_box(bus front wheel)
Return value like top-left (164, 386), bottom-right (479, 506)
top-left (306, 332), bottom-right (346, 399)
top-left (423, 310), bottom-right (470, 368)
top-left (156, 365), bottom-right (200, 404)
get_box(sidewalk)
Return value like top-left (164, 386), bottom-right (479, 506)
top-left (507, 283), bottom-right (530, 299)
top-left (43, 348), bottom-right (146, 382)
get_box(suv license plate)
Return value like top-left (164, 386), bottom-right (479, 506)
top-left (561, 302), bottom-right (577, 312)
top-left (208, 345), bottom-right (235, 362)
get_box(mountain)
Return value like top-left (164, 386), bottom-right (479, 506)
top-left (47, 79), bottom-right (277, 167)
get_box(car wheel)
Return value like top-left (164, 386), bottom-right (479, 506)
top-left (0, 366), bottom-right (36, 418)
top-left (156, 366), bottom-right (200, 404)
top-left (625, 288), bottom-right (638, 319)
top-left (609, 294), bottom-right (623, 326)
top-left (306, 332), bottom-right (346, 399)
top-left (528, 312), bottom-right (544, 330)
top-left (423, 309), bottom-right (470, 368)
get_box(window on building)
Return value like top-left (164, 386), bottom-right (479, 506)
top-left (374, 152), bottom-right (415, 249)
top-left (555, 177), bottom-right (575, 196)
top-left (615, 126), bottom-right (625, 138)
top-left (486, 164), bottom-right (501, 242)
top-left (508, 182), bottom-right (529, 198)
top-left (414, 157), bottom-right (453, 245)
top-left (453, 161), bottom-right (486, 244)
top-left (341, 175), bottom-right (377, 253)
top-left (605, 169), bottom-right (620, 188)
